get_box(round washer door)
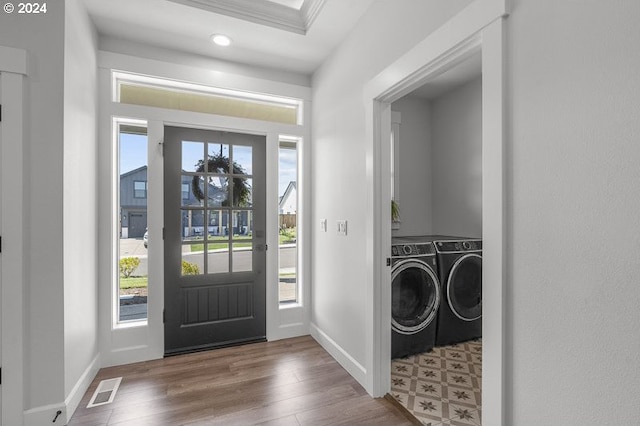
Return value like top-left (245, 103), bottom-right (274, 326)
top-left (391, 259), bottom-right (440, 335)
top-left (447, 253), bottom-right (482, 321)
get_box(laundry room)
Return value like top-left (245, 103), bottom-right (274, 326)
top-left (390, 53), bottom-right (482, 240)
top-left (389, 51), bottom-right (484, 425)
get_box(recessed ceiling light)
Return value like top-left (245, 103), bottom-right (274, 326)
top-left (211, 34), bottom-right (232, 47)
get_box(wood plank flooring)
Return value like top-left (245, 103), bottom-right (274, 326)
top-left (69, 336), bottom-right (416, 426)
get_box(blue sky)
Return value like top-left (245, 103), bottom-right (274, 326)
top-left (120, 133), bottom-right (297, 196)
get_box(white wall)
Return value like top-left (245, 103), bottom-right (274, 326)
top-left (0, 1), bottom-right (100, 421)
top-left (99, 36), bottom-right (311, 87)
top-left (63, 0), bottom-right (99, 416)
top-left (507, 0), bottom-right (640, 423)
top-left (431, 76), bottom-right (482, 237)
top-left (0, 0), bottom-right (66, 413)
top-left (311, 0), bottom-right (473, 383)
top-left (390, 96), bottom-right (433, 237)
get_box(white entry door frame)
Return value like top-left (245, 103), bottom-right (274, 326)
top-left (0, 45), bottom-right (27, 426)
top-left (364, 1), bottom-right (508, 425)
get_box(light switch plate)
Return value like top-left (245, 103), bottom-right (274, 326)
top-left (337, 220), bottom-right (347, 236)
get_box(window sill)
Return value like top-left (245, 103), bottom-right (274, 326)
top-left (114, 319), bottom-right (148, 330)
top-left (279, 302), bottom-right (302, 310)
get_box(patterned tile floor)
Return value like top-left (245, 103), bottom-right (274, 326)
top-left (390, 339), bottom-right (482, 426)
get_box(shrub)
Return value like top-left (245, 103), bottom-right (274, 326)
top-left (119, 257), bottom-right (140, 278)
top-left (182, 260), bottom-right (200, 275)
top-left (279, 227), bottom-right (296, 243)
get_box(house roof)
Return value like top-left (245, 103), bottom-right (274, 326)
top-left (279, 181), bottom-right (297, 208)
top-left (120, 165), bottom-right (147, 179)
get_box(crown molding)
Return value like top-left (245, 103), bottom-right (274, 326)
top-left (300, 0), bottom-right (325, 29)
top-left (166, 0), bottom-right (326, 34)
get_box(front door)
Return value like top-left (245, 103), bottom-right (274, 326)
top-left (164, 126), bottom-right (266, 355)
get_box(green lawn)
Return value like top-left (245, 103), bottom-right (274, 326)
top-left (120, 276), bottom-right (148, 289)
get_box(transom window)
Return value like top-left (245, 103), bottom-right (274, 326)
top-left (113, 72), bottom-right (303, 125)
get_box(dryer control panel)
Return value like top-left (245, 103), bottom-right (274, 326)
top-left (434, 240), bottom-right (482, 253)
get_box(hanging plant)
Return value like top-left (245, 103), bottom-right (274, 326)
top-left (191, 154), bottom-right (251, 207)
top-left (391, 199), bottom-right (400, 222)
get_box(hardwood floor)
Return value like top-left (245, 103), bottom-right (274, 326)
top-left (69, 336), bottom-right (417, 425)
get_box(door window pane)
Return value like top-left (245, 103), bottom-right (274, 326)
top-left (182, 209), bottom-right (205, 242)
top-left (207, 176), bottom-right (229, 207)
top-left (182, 141), bottom-right (204, 172)
top-left (182, 175), bottom-right (205, 207)
top-left (234, 177), bottom-right (252, 207)
top-left (182, 245), bottom-right (203, 276)
top-left (207, 210), bottom-right (228, 239)
top-left (232, 243), bottom-right (252, 273)
top-left (208, 143), bottom-right (229, 173)
top-left (207, 243), bottom-right (229, 274)
top-left (232, 210), bottom-right (252, 238)
top-left (278, 140), bottom-right (298, 304)
top-left (118, 124), bottom-right (148, 322)
top-left (233, 145), bottom-right (253, 175)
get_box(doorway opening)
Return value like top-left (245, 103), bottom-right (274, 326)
top-left (365, 12), bottom-right (506, 426)
top-left (388, 52), bottom-right (483, 424)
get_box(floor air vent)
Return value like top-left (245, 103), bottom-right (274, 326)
top-left (87, 377), bottom-right (122, 408)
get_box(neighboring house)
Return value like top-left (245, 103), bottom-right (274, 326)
top-left (120, 166), bottom-right (250, 238)
top-left (119, 166), bottom-right (148, 238)
top-left (279, 181), bottom-right (297, 214)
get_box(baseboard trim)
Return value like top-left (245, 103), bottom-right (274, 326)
top-left (24, 402), bottom-right (66, 426)
top-left (310, 322), bottom-right (367, 387)
top-left (268, 322), bottom-right (309, 341)
top-left (65, 353), bottom-right (101, 421)
top-left (24, 353), bottom-right (102, 425)
top-left (102, 344), bottom-right (163, 368)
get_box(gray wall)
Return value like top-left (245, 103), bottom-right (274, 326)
top-left (390, 76), bottom-right (482, 240)
top-left (390, 96), bottom-right (433, 237)
top-left (431, 77), bottom-right (482, 238)
top-left (506, 0), bottom-right (640, 423)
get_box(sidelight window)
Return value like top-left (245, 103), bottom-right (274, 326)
top-left (116, 120), bottom-right (149, 323)
top-left (278, 138), bottom-right (299, 304)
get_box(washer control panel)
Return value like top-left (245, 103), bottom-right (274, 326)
top-left (391, 242), bottom-right (436, 258)
top-left (434, 239), bottom-right (482, 253)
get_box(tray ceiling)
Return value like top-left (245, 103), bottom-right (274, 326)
top-left (82, 0), bottom-right (375, 75)
top-left (165, 0), bottom-right (326, 34)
